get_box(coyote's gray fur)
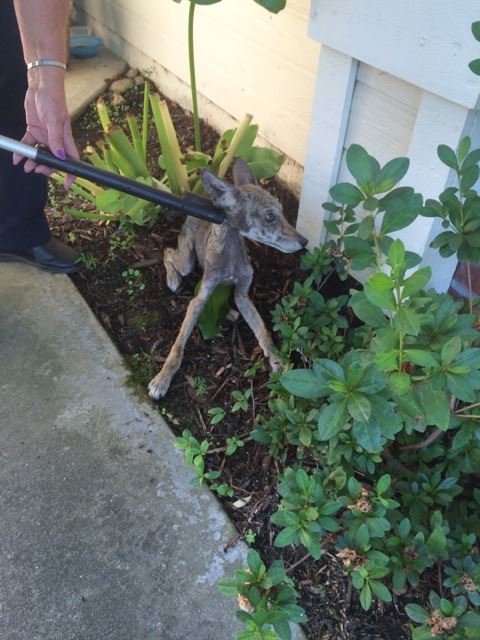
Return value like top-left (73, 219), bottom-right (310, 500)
top-left (148, 158), bottom-right (308, 400)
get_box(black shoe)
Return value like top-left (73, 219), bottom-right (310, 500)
top-left (0, 237), bottom-right (82, 274)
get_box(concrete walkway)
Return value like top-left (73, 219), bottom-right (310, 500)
top-left (0, 264), bottom-right (244, 639)
top-left (0, 50), bottom-right (270, 640)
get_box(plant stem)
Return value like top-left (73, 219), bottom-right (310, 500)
top-left (467, 261), bottom-right (474, 314)
top-left (142, 81), bottom-right (150, 161)
top-left (96, 97), bottom-right (112, 134)
top-left (188, 1), bottom-right (202, 152)
top-left (455, 401), bottom-right (480, 413)
top-left (108, 125), bottom-right (150, 178)
top-left (218, 114), bottom-right (253, 178)
top-left (399, 427), bottom-right (443, 451)
top-left (127, 112), bottom-right (144, 160)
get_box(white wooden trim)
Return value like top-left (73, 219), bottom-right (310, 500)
top-left (309, 0), bottom-right (480, 108)
top-left (297, 46), bottom-right (357, 245)
top-left (394, 91), bottom-right (472, 292)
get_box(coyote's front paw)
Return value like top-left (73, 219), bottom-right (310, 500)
top-left (268, 353), bottom-right (282, 373)
top-left (148, 373), bottom-right (171, 400)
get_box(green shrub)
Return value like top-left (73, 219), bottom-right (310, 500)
top-left (245, 139), bottom-right (480, 636)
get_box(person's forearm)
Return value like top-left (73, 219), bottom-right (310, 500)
top-left (13, 0), bottom-right (69, 65)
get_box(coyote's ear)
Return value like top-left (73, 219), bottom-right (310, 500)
top-left (233, 158), bottom-right (257, 187)
top-left (201, 169), bottom-right (241, 209)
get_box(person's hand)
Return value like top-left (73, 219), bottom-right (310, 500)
top-left (13, 67), bottom-right (79, 189)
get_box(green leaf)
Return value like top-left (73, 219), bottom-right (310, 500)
top-left (373, 157), bottom-right (409, 194)
top-left (360, 584), bottom-right (373, 610)
top-left (469, 59), bottom-right (480, 76)
top-left (346, 144), bottom-right (378, 192)
top-left (412, 626), bottom-right (435, 640)
top-left (437, 144), bottom-right (458, 169)
top-left (274, 526), bottom-right (299, 548)
top-left (217, 578), bottom-right (238, 596)
top-left (395, 308), bottom-right (421, 336)
top-left (398, 518), bottom-right (411, 538)
top-left (347, 393), bottom-right (371, 422)
top-left (446, 372), bottom-right (477, 402)
top-left (403, 349), bottom-right (438, 368)
top-left (427, 525), bottom-right (447, 556)
top-left (389, 371), bottom-right (411, 395)
top-left (266, 561), bottom-right (286, 586)
top-left (418, 381), bottom-right (451, 429)
top-left (243, 147), bottom-right (283, 179)
top-left (368, 273), bottom-right (395, 292)
top-left (317, 401), bottom-right (349, 440)
top-left (457, 136), bottom-right (471, 162)
top-left (96, 188), bottom-right (121, 212)
top-left (364, 281), bottom-right (396, 311)
top-left (352, 421), bottom-right (383, 452)
top-left (323, 219), bottom-right (340, 235)
top-left (430, 230), bottom-right (462, 252)
top-left (388, 238), bottom-right (405, 270)
top-left (280, 369), bottom-right (330, 399)
top-left (463, 611), bottom-right (480, 628)
top-left (343, 236), bottom-right (375, 266)
top-left (405, 604), bottom-right (430, 624)
top-left (370, 580), bottom-right (392, 602)
top-left (376, 474), bottom-right (391, 495)
top-left (254, 0), bottom-right (287, 12)
top-left (220, 124), bottom-right (258, 157)
top-left (405, 251), bottom-right (423, 269)
top-left (299, 426), bottom-right (312, 447)
top-left (379, 187), bottom-right (422, 233)
top-left (247, 549), bottom-right (264, 576)
top-left (273, 620), bottom-right (291, 640)
top-left (473, 21), bottom-right (480, 41)
top-left (196, 284), bottom-right (231, 339)
top-left (460, 164), bottom-right (480, 190)
top-left (441, 336), bottom-right (462, 364)
top-left (349, 291), bottom-right (388, 327)
top-left (329, 182), bottom-right (365, 206)
top-left (355, 522), bottom-right (370, 548)
top-left (356, 364), bottom-right (387, 394)
top-left (295, 468), bottom-right (310, 493)
top-left (402, 267), bottom-right (432, 297)
top-left (357, 215), bottom-right (375, 239)
top-left (461, 147), bottom-right (480, 170)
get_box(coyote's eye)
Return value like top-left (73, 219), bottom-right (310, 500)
top-left (264, 210), bottom-right (275, 222)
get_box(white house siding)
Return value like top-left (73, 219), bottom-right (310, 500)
top-left (337, 64), bottom-right (421, 184)
top-left (74, 0), bottom-right (320, 194)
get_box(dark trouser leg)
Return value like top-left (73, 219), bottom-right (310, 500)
top-left (0, 0), bottom-right (50, 250)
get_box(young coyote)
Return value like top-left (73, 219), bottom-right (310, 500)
top-left (148, 159), bottom-right (308, 400)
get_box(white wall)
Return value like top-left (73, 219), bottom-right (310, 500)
top-left (74, 0), bottom-right (320, 194)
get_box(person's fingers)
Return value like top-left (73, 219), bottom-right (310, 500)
top-left (33, 165), bottom-right (54, 177)
top-left (13, 130), bottom-right (37, 165)
top-left (63, 121), bottom-right (80, 161)
top-left (62, 121), bottom-right (80, 190)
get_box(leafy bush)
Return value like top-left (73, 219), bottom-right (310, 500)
top-left (242, 138), bottom-right (480, 637)
top-left (217, 549), bottom-right (307, 640)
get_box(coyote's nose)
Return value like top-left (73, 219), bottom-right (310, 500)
top-left (299, 233), bottom-right (308, 247)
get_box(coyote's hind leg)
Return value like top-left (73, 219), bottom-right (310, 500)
top-left (164, 226), bottom-right (196, 292)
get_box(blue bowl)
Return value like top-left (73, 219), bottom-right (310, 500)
top-left (69, 35), bottom-right (102, 59)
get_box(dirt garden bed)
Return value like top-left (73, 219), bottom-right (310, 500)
top-left (46, 76), bottom-right (415, 640)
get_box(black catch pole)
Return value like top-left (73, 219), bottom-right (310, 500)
top-left (0, 134), bottom-right (225, 225)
